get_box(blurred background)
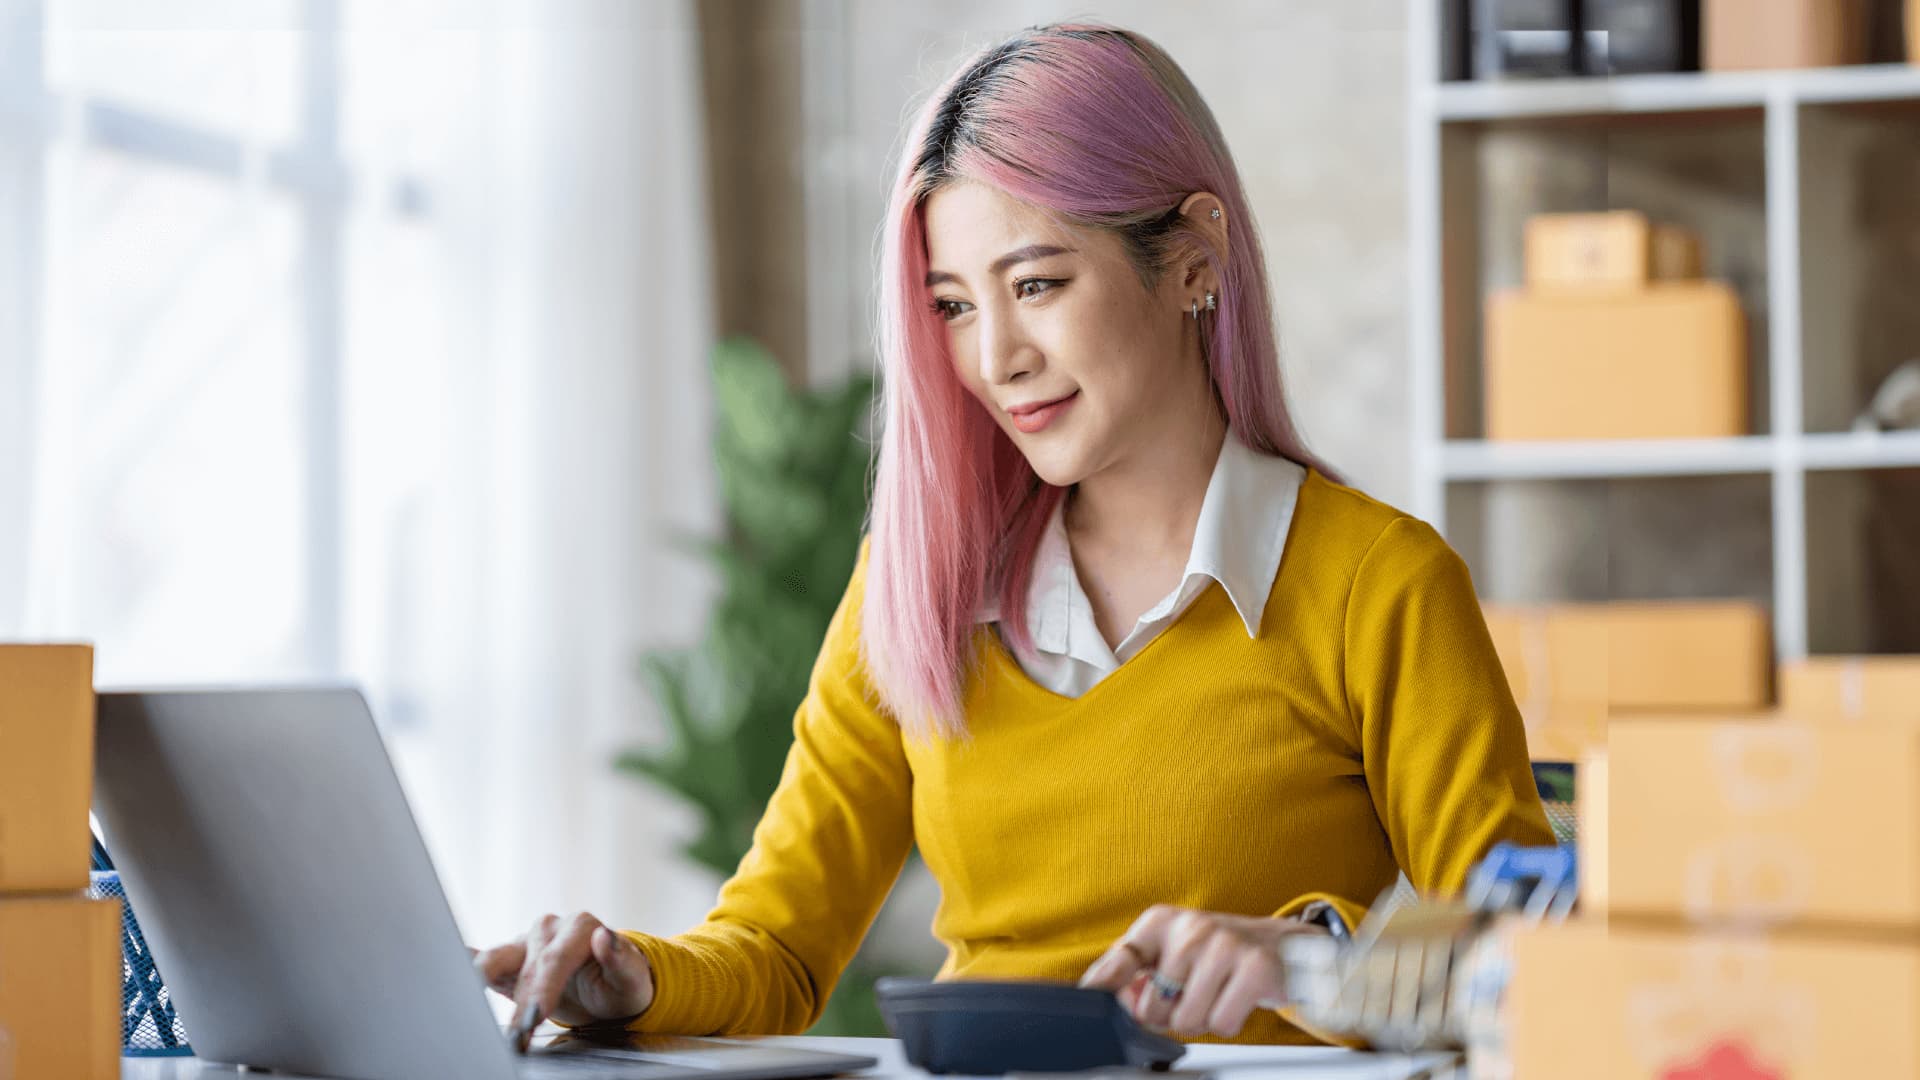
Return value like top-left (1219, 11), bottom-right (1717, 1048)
top-left (2, 0), bottom-right (1918, 1045)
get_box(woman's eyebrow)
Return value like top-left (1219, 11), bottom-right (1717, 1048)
top-left (925, 244), bottom-right (1077, 287)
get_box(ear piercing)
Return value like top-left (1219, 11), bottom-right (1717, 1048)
top-left (1189, 291), bottom-right (1217, 320)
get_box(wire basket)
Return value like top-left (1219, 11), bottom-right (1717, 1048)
top-left (1280, 844), bottom-right (1577, 1056)
top-left (86, 871), bottom-right (192, 1057)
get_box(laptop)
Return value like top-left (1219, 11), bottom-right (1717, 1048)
top-left (92, 687), bottom-right (879, 1080)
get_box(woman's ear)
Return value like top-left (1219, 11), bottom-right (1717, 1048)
top-left (1173, 191), bottom-right (1229, 291)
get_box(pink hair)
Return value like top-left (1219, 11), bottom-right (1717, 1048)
top-left (861, 24), bottom-right (1336, 740)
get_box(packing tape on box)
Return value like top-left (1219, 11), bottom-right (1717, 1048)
top-left (1624, 936), bottom-right (1815, 1076)
top-left (1840, 659), bottom-right (1866, 721)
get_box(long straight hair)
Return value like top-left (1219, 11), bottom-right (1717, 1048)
top-left (862, 24), bottom-right (1334, 741)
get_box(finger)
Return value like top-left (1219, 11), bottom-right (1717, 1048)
top-left (1082, 906), bottom-right (1178, 989)
top-left (1207, 950), bottom-right (1282, 1038)
top-left (477, 939), bottom-right (528, 995)
top-left (511, 915), bottom-right (562, 1043)
top-left (526, 913), bottom-right (603, 1023)
top-left (589, 926), bottom-right (643, 993)
top-left (1169, 934), bottom-right (1240, 1037)
top-left (514, 917), bottom-right (560, 1001)
top-left (1136, 912), bottom-right (1210, 1030)
top-left (1080, 939), bottom-right (1151, 991)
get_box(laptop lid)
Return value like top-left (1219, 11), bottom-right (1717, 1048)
top-left (93, 686), bottom-right (553, 1080)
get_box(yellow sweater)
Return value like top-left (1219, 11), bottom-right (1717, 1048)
top-left (620, 470), bottom-right (1554, 1043)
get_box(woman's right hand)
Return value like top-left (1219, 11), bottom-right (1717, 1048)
top-left (473, 911), bottom-right (655, 1049)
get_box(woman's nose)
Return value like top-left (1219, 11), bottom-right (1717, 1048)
top-left (977, 309), bottom-right (1038, 386)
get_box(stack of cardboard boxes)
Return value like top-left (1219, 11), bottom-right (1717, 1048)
top-left (0, 645), bottom-right (121, 1080)
top-left (1485, 210), bottom-right (1746, 442)
top-left (1490, 648), bottom-right (1920, 1077)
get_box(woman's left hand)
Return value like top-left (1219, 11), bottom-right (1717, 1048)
top-left (1078, 905), bottom-right (1327, 1038)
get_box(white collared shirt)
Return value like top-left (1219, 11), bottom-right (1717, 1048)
top-left (978, 433), bottom-right (1307, 698)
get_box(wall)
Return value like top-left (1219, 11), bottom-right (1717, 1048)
top-left (791, 0), bottom-right (1415, 504)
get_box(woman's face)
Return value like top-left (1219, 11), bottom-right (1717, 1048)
top-left (922, 180), bottom-right (1210, 488)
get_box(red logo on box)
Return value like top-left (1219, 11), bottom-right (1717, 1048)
top-left (1661, 1039), bottom-right (1786, 1080)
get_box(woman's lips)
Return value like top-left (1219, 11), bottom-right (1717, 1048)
top-left (1008, 391), bottom-right (1079, 434)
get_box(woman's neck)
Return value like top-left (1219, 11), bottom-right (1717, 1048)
top-left (1065, 401), bottom-right (1229, 559)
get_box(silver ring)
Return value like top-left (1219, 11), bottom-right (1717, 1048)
top-left (1148, 972), bottom-right (1184, 1001)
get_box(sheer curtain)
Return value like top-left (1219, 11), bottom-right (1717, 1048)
top-left (340, 0), bottom-right (725, 947)
top-left (4, 0), bottom-right (721, 950)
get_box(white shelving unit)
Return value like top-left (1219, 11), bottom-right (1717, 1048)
top-left (1406, 8), bottom-right (1920, 663)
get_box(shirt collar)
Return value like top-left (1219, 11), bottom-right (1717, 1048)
top-left (1185, 432), bottom-right (1305, 638)
top-left (975, 431), bottom-right (1306, 642)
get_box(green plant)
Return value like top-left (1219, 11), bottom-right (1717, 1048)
top-left (617, 337), bottom-right (901, 1036)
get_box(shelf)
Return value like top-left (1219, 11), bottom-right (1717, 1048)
top-left (1441, 432), bottom-right (1920, 480)
top-left (1441, 437), bottom-right (1777, 480)
top-left (1430, 64), bottom-right (1920, 123)
top-left (1802, 430), bottom-right (1920, 471)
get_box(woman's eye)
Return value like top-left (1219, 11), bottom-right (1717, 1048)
top-left (1016, 277), bottom-right (1063, 300)
top-left (932, 298), bottom-right (972, 321)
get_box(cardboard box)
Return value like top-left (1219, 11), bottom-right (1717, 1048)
top-left (0, 645), bottom-right (95, 894)
top-left (1605, 601), bottom-right (1772, 711)
top-left (1485, 282), bottom-right (1747, 441)
top-left (1579, 750), bottom-right (1609, 915)
top-left (1524, 212), bottom-right (1704, 290)
top-left (0, 895), bottom-right (122, 1080)
top-left (1781, 655), bottom-right (1920, 723)
top-left (1525, 212), bottom-right (1649, 290)
top-left (1504, 920), bottom-right (1920, 1080)
top-left (1608, 717), bottom-right (1920, 930)
top-left (1483, 602), bottom-right (1771, 759)
top-left (1649, 222), bottom-right (1703, 281)
top-left (1704, 0), bottom-right (1867, 71)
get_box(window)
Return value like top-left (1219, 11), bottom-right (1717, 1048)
top-left (7, 0), bottom-right (432, 687)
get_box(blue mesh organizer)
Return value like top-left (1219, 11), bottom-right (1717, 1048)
top-left (87, 835), bottom-right (192, 1057)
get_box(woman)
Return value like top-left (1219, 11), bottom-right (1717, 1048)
top-left (477, 23), bottom-right (1553, 1046)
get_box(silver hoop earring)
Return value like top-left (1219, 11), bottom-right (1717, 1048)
top-left (1189, 299), bottom-right (1200, 320)
top-left (1205, 291), bottom-right (1217, 312)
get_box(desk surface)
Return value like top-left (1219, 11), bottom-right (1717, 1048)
top-left (120, 1035), bottom-right (1460, 1080)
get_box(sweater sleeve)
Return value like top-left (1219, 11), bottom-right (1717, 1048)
top-left (619, 543), bottom-right (914, 1035)
top-left (1342, 516), bottom-right (1557, 899)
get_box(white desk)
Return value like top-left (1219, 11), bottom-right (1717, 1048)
top-left (120, 1036), bottom-right (1460, 1080)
